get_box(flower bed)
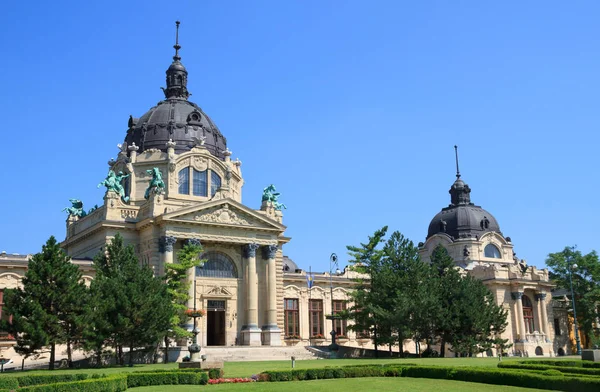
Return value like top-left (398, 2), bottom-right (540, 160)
top-left (208, 377), bottom-right (256, 384)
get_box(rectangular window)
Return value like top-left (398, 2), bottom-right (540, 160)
top-left (178, 168), bottom-right (190, 194)
top-left (210, 171), bottom-right (222, 197)
top-left (554, 318), bottom-right (561, 336)
top-left (193, 169), bottom-right (208, 196)
top-left (333, 300), bottom-right (347, 337)
top-left (309, 299), bottom-right (323, 337)
top-left (284, 298), bottom-right (299, 337)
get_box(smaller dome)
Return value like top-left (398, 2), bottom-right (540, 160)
top-left (282, 256), bottom-right (298, 272)
top-left (168, 61), bottom-right (187, 72)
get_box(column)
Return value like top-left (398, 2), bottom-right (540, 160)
top-left (186, 239), bottom-right (202, 311)
top-left (535, 293), bottom-right (548, 336)
top-left (159, 235), bottom-right (177, 275)
top-left (512, 292), bottom-right (527, 341)
top-left (241, 243), bottom-right (261, 346)
top-left (261, 244), bottom-right (282, 346)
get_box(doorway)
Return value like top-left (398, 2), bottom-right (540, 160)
top-left (206, 300), bottom-right (226, 346)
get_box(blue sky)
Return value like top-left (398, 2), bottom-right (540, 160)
top-left (1, 1), bottom-right (598, 272)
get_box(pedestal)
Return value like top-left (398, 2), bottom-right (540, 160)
top-left (241, 326), bottom-right (262, 346)
top-left (261, 325), bottom-right (282, 346)
top-left (582, 350), bottom-right (600, 362)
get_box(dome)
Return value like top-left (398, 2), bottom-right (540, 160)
top-left (427, 175), bottom-right (502, 240)
top-left (123, 21), bottom-right (228, 160)
top-left (124, 99), bottom-right (227, 159)
top-left (427, 204), bottom-right (501, 240)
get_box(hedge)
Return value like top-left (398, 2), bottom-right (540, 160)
top-left (126, 371), bottom-right (208, 388)
top-left (259, 364), bottom-right (600, 392)
top-left (498, 362), bottom-right (600, 377)
top-left (15, 375), bottom-right (127, 392)
top-left (0, 373), bottom-right (91, 389)
top-left (518, 360), bottom-right (600, 369)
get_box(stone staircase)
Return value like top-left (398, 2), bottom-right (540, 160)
top-left (200, 345), bottom-right (319, 362)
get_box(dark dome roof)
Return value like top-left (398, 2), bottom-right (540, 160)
top-left (125, 99), bottom-right (227, 159)
top-left (427, 176), bottom-right (502, 240)
top-left (124, 24), bottom-right (228, 159)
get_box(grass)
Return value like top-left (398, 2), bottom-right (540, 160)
top-left (0, 356), bottom-right (579, 378)
top-left (133, 377), bottom-right (553, 391)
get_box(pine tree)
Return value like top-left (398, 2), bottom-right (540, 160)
top-left (163, 242), bottom-right (204, 362)
top-left (3, 236), bottom-right (87, 370)
top-left (90, 233), bottom-right (173, 366)
top-left (346, 226), bottom-right (388, 357)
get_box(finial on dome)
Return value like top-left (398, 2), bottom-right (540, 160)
top-left (173, 21), bottom-right (181, 62)
top-left (454, 145), bottom-right (460, 179)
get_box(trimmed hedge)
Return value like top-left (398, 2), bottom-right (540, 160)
top-left (15, 375), bottom-right (127, 392)
top-left (0, 373), bottom-right (91, 389)
top-left (126, 371), bottom-right (208, 388)
top-left (498, 362), bottom-right (600, 376)
top-left (260, 364), bottom-right (600, 392)
top-left (208, 368), bottom-right (224, 379)
top-left (518, 360), bottom-right (600, 369)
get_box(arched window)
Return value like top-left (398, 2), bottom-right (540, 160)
top-left (484, 244), bottom-right (501, 258)
top-left (193, 169), bottom-right (208, 196)
top-left (178, 168), bottom-right (189, 195)
top-left (522, 295), bottom-right (535, 334)
top-left (211, 171), bottom-right (221, 197)
top-left (196, 252), bottom-right (238, 279)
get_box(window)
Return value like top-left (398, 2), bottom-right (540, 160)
top-left (193, 169), bottom-right (208, 196)
top-left (554, 318), bottom-right (561, 336)
top-left (196, 252), bottom-right (238, 278)
top-left (309, 299), bottom-right (324, 337)
top-left (522, 295), bottom-right (535, 334)
top-left (333, 300), bottom-right (347, 337)
top-left (484, 244), bottom-right (501, 258)
top-left (178, 168), bottom-right (189, 194)
top-left (211, 171), bottom-right (221, 197)
top-left (284, 299), bottom-right (299, 337)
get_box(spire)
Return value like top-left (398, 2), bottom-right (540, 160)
top-left (454, 145), bottom-right (460, 179)
top-left (449, 145), bottom-right (472, 206)
top-left (173, 20), bottom-right (181, 61)
top-left (162, 20), bottom-right (190, 100)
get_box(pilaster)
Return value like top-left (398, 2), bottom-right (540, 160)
top-left (241, 243), bottom-right (261, 346)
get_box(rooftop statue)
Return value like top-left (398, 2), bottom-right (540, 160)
top-left (63, 199), bottom-right (87, 218)
top-left (98, 170), bottom-right (130, 202)
top-left (262, 184), bottom-right (287, 211)
top-left (145, 167), bottom-right (165, 199)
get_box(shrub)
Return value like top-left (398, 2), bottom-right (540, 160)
top-left (498, 362), bottom-right (600, 377)
top-left (208, 368), bottom-right (224, 379)
top-left (17, 374), bottom-right (89, 387)
top-left (0, 378), bottom-right (18, 390)
top-left (16, 375), bottom-right (127, 392)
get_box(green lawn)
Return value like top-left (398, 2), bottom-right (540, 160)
top-left (0, 356), bottom-right (578, 378)
top-left (134, 377), bottom-right (552, 391)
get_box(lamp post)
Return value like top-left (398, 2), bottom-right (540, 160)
top-left (567, 257), bottom-right (582, 356)
top-left (328, 253), bottom-right (341, 352)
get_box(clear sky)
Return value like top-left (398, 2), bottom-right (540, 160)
top-left (1, 1), bottom-right (598, 273)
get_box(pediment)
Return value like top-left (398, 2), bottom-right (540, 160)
top-left (160, 199), bottom-right (285, 231)
top-left (204, 286), bottom-right (233, 296)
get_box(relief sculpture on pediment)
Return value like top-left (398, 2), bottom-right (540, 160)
top-left (193, 204), bottom-right (253, 226)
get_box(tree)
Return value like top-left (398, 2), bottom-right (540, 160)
top-left (546, 246), bottom-right (600, 347)
top-left (163, 242), bottom-right (204, 362)
top-left (346, 226), bottom-right (388, 357)
top-left (428, 245), bottom-right (508, 357)
top-left (90, 234), bottom-right (174, 366)
top-left (1, 292), bottom-right (47, 370)
top-left (3, 236), bottom-right (87, 370)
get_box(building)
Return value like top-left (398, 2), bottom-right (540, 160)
top-left (0, 24), bottom-right (573, 359)
top-left (418, 165), bottom-right (561, 356)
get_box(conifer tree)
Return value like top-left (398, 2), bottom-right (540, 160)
top-left (90, 233), bottom-right (173, 366)
top-left (3, 236), bottom-right (87, 370)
